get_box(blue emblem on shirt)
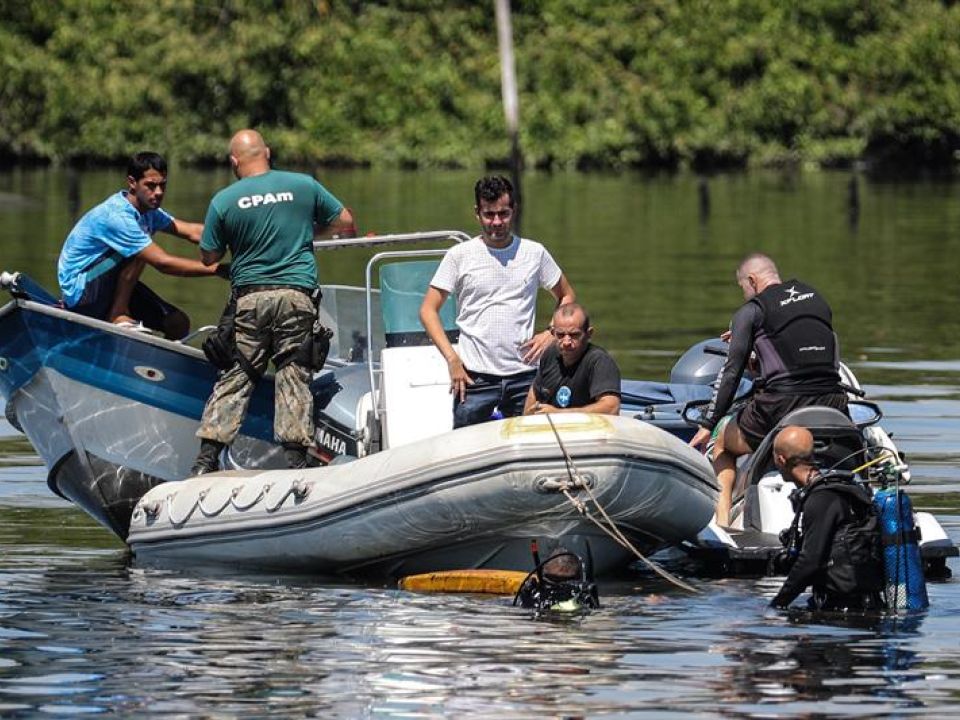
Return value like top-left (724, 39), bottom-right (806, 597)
top-left (556, 386), bottom-right (572, 408)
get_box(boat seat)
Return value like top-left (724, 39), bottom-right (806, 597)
top-left (380, 344), bottom-right (454, 448)
top-left (619, 380), bottom-right (713, 410)
top-left (377, 260), bottom-right (460, 449)
top-left (775, 406), bottom-right (865, 472)
top-left (739, 406), bottom-right (864, 492)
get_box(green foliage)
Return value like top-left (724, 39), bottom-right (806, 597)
top-left (0, 0), bottom-right (958, 169)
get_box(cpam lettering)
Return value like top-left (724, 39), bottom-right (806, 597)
top-left (237, 191), bottom-right (294, 209)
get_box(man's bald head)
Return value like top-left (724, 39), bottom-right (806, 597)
top-left (737, 253), bottom-right (779, 283)
top-left (735, 253), bottom-right (781, 299)
top-left (229, 129), bottom-right (270, 178)
top-left (774, 425), bottom-right (817, 484)
top-left (774, 425), bottom-right (813, 459)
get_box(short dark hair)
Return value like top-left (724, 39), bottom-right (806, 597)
top-left (474, 175), bottom-right (515, 208)
top-left (554, 302), bottom-right (590, 332)
top-left (127, 152), bottom-right (168, 181)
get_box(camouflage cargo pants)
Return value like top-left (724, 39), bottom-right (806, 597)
top-left (197, 288), bottom-right (316, 446)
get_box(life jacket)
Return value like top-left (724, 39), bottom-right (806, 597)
top-left (794, 476), bottom-right (885, 596)
top-left (751, 279), bottom-right (839, 386)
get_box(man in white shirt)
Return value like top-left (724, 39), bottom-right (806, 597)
top-left (420, 175), bottom-right (576, 427)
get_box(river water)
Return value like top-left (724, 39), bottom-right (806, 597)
top-left (2, 166), bottom-right (960, 717)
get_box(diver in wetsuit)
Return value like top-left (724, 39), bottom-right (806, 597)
top-left (689, 253), bottom-right (848, 527)
top-left (769, 426), bottom-right (885, 611)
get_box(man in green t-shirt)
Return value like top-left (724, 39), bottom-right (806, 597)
top-left (192, 129), bottom-right (356, 473)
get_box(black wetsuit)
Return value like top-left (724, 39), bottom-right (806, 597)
top-left (771, 479), bottom-right (885, 610)
top-left (702, 279), bottom-right (847, 446)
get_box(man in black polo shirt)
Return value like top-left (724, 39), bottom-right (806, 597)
top-left (523, 303), bottom-right (621, 416)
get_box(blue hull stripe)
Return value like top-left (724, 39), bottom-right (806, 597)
top-left (0, 302), bottom-right (276, 442)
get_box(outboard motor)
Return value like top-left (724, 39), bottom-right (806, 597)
top-left (874, 487), bottom-right (929, 610)
top-left (669, 339), bottom-right (729, 386)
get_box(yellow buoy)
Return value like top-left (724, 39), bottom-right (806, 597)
top-left (399, 569), bottom-right (529, 595)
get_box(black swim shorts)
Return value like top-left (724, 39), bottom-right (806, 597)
top-left (737, 391), bottom-right (848, 450)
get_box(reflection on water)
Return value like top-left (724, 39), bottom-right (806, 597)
top-left (2, 437), bottom-right (954, 716)
top-left (712, 616), bottom-right (930, 716)
top-left (1, 534), bottom-right (958, 717)
top-left (859, 361), bottom-right (960, 373)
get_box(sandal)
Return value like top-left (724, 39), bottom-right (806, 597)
top-left (114, 319), bottom-right (152, 333)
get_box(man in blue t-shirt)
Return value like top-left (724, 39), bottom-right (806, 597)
top-left (57, 152), bottom-right (226, 338)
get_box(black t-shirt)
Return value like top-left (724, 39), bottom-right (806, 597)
top-left (532, 344), bottom-right (621, 409)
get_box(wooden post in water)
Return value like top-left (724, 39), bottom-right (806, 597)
top-left (847, 173), bottom-right (860, 230)
top-left (495, 0), bottom-right (522, 232)
top-left (697, 176), bottom-right (710, 224)
top-left (66, 166), bottom-right (81, 220)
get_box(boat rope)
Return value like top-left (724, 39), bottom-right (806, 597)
top-left (198, 487), bottom-right (232, 516)
top-left (167, 494), bottom-right (197, 527)
top-left (557, 482), bottom-right (700, 595)
top-left (264, 479), bottom-right (312, 512)
top-left (230, 485), bottom-right (265, 511)
top-left (144, 477), bottom-right (312, 528)
top-left (544, 414), bottom-right (701, 594)
top-left (141, 499), bottom-right (161, 519)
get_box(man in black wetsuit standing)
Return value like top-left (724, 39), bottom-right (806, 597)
top-left (689, 253), bottom-right (848, 527)
top-left (768, 425), bottom-right (885, 611)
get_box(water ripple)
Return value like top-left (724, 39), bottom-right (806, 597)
top-left (1, 398), bottom-right (960, 716)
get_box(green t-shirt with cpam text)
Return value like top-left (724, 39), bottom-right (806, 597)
top-left (200, 169), bottom-right (344, 289)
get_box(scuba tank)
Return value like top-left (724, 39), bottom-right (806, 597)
top-left (873, 487), bottom-right (929, 610)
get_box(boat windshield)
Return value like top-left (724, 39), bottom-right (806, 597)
top-left (318, 285), bottom-right (384, 364)
top-left (313, 231), bottom-right (468, 367)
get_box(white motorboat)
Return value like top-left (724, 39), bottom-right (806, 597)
top-left (0, 231), bottom-right (719, 576)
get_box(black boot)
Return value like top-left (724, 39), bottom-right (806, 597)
top-left (191, 439), bottom-right (225, 475)
top-left (283, 443), bottom-right (308, 469)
